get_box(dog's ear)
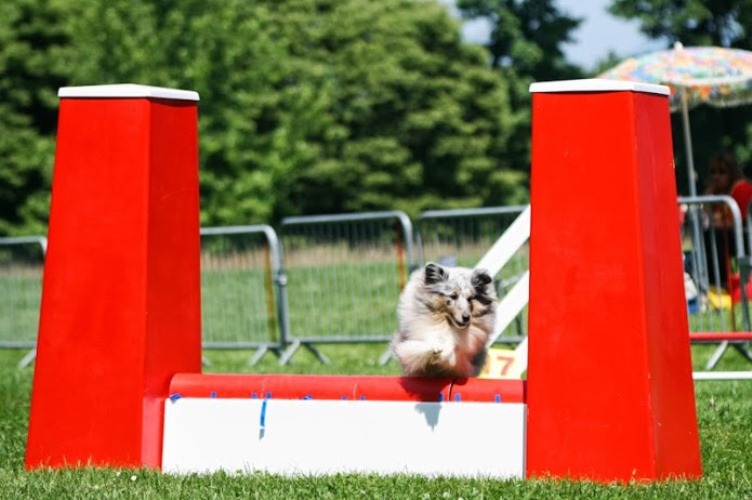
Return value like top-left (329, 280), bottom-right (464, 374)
top-left (424, 262), bottom-right (448, 285)
top-left (471, 268), bottom-right (492, 290)
top-left (471, 268), bottom-right (495, 305)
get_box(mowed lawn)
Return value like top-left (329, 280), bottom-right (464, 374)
top-left (1, 343), bottom-right (752, 499)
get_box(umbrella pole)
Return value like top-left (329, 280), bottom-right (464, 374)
top-left (680, 90), bottom-right (752, 330)
top-left (680, 90), bottom-right (710, 295)
top-left (680, 90), bottom-right (697, 198)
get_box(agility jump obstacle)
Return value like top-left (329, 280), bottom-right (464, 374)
top-left (25, 80), bottom-right (702, 481)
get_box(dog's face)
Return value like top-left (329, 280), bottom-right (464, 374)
top-left (421, 262), bottom-right (495, 329)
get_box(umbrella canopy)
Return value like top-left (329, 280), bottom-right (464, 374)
top-left (599, 44), bottom-right (752, 112)
top-left (598, 43), bottom-right (752, 197)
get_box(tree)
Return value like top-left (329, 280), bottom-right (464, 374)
top-left (608, 0), bottom-right (752, 192)
top-left (0, 0), bottom-right (72, 235)
top-left (0, 0), bottom-right (525, 234)
top-left (277, 0), bottom-right (524, 215)
top-left (456, 0), bottom-right (584, 173)
top-left (62, 0), bottom-right (522, 224)
top-left (609, 0), bottom-right (752, 49)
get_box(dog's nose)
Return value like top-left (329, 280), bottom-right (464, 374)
top-left (461, 313), bottom-right (470, 323)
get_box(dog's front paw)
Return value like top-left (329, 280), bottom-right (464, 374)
top-left (427, 342), bottom-right (455, 366)
top-left (442, 348), bottom-right (457, 366)
top-left (425, 338), bottom-right (442, 354)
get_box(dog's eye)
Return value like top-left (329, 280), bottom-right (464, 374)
top-left (449, 292), bottom-right (458, 300)
top-left (473, 294), bottom-right (493, 306)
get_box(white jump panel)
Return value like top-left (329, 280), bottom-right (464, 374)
top-left (162, 398), bottom-right (526, 478)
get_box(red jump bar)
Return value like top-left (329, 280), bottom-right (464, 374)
top-left (169, 373), bottom-right (526, 403)
top-left (690, 332), bottom-right (752, 343)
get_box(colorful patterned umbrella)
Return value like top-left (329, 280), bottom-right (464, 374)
top-left (598, 43), bottom-right (752, 197)
top-left (599, 44), bottom-right (752, 112)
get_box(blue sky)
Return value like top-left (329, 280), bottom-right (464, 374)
top-left (556, 0), bottom-right (665, 68)
top-left (458, 0), bottom-right (666, 70)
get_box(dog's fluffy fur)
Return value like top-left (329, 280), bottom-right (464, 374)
top-left (391, 262), bottom-right (497, 378)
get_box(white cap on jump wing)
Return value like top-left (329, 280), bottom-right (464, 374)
top-left (529, 78), bottom-right (669, 96)
top-left (58, 83), bottom-right (199, 101)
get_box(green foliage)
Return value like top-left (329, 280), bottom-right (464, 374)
top-left (0, 109), bottom-right (55, 236)
top-left (609, 0), bottom-right (752, 49)
top-left (0, 0), bottom-right (532, 235)
top-left (607, 0), bottom-right (752, 194)
top-left (457, 0), bottom-right (582, 75)
top-left (456, 0), bottom-right (585, 175)
top-left (8, 0), bottom-right (752, 234)
top-left (0, 0), bottom-right (70, 236)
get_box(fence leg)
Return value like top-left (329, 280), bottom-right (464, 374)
top-left (378, 346), bottom-right (393, 366)
top-left (279, 339), bottom-right (330, 365)
top-left (17, 348), bottom-right (36, 369)
top-left (248, 345), bottom-right (283, 366)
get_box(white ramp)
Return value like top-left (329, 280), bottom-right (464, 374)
top-left (487, 271), bottom-right (529, 348)
top-left (474, 205), bottom-right (531, 366)
top-left (475, 205), bottom-right (530, 276)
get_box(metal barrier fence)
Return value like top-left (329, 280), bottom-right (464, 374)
top-left (680, 196), bottom-right (751, 333)
top-left (279, 211), bottom-right (414, 363)
top-left (417, 206), bottom-right (529, 342)
top-left (680, 196), bottom-right (752, 370)
top-left (0, 236), bottom-right (46, 367)
top-left (5, 199), bottom-right (752, 368)
top-left (199, 225), bottom-right (286, 364)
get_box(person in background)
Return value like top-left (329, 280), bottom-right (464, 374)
top-left (703, 151), bottom-right (752, 288)
top-left (705, 151), bottom-right (752, 227)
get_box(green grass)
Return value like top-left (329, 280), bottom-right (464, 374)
top-left (3, 344), bottom-right (752, 499)
top-left (0, 272), bottom-right (42, 346)
top-left (283, 262), bottom-right (404, 342)
top-left (201, 268), bottom-right (279, 345)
